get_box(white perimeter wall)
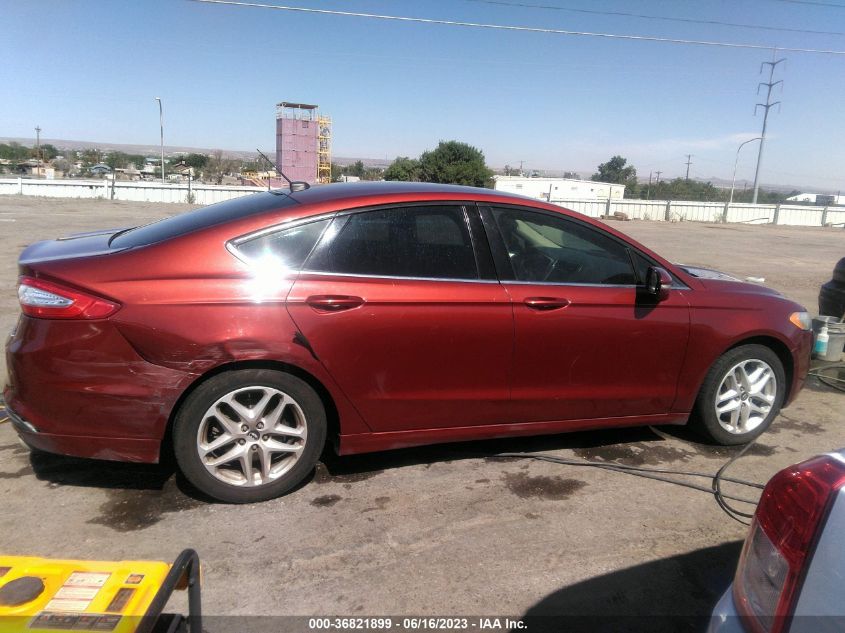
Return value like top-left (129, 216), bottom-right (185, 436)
top-left (2, 178), bottom-right (845, 228)
top-left (0, 177), bottom-right (264, 206)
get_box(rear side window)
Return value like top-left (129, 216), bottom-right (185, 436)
top-left (306, 206), bottom-right (478, 280)
top-left (110, 193), bottom-right (298, 248)
top-left (235, 218), bottom-right (330, 270)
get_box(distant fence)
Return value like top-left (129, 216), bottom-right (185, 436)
top-left (556, 197), bottom-right (845, 228)
top-left (2, 178), bottom-right (844, 228)
top-left (0, 177), bottom-right (264, 206)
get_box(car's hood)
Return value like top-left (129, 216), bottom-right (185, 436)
top-left (677, 264), bottom-right (786, 299)
top-left (676, 265), bottom-right (743, 281)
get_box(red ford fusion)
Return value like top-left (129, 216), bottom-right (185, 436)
top-left (4, 182), bottom-right (812, 502)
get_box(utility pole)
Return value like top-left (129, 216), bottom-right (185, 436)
top-left (752, 55), bottom-right (785, 204)
top-left (518, 160), bottom-right (524, 177)
top-left (655, 171), bottom-right (662, 185)
top-left (646, 171), bottom-right (653, 200)
top-left (155, 97), bottom-right (165, 185)
top-left (34, 126), bottom-right (42, 174)
top-left (684, 154), bottom-right (693, 181)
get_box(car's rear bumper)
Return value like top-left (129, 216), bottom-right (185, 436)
top-left (707, 587), bottom-right (746, 633)
top-left (4, 316), bottom-right (194, 464)
top-left (5, 401), bottom-right (161, 462)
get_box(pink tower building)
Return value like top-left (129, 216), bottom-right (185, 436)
top-left (275, 102), bottom-right (319, 184)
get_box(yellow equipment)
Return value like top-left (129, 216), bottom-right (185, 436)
top-left (0, 550), bottom-right (200, 633)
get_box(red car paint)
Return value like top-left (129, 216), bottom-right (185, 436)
top-left (3, 183), bottom-right (812, 463)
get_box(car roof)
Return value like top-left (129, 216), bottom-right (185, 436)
top-left (285, 181), bottom-right (544, 207)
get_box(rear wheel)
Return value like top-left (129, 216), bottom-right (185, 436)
top-left (692, 344), bottom-right (785, 445)
top-left (173, 369), bottom-right (326, 503)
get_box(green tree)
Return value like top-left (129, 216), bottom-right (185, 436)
top-left (363, 167), bottom-right (384, 181)
top-left (592, 156), bottom-right (638, 195)
top-left (417, 140), bottom-right (493, 188)
top-left (80, 148), bottom-right (103, 168)
top-left (37, 143), bottom-right (58, 161)
top-left (330, 162), bottom-right (343, 181)
top-left (0, 142), bottom-right (31, 162)
top-left (384, 156), bottom-right (420, 181)
top-left (182, 153), bottom-right (209, 169)
top-left (347, 160), bottom-right (366, 178)
top-left (104, 152), bottom-right (124, 169)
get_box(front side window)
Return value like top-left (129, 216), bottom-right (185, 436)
top-left (306, 206), bottom-right (478, 280)
top-left (235, 218), bottom-right (330, 271)
top-left (491, 207), bottom-right (637, 285)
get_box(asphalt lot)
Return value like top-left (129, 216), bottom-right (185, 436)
top-left (0, 195), bottom-right (842, 629)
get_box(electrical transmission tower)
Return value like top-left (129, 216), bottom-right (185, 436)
top-left (752, 56), bottom-right (785, 204)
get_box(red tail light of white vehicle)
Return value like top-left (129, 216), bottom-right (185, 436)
top-left (733, 455), bottom-right (845, 633)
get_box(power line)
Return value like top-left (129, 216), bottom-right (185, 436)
top-left (457, 0), bottom-right (845, 37)
top-left (187, 0), bottom-right (845, 56)
top-left (769, 0), bottom-right (845, 7)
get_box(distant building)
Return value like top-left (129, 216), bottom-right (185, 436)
top-left (786, 193), bottom-right (844, 205)
top-left (168, 163), bottom-right (194, 181)
top-left (338, 175), bottom-right (361, 183)
top-left (493, 176), bottom-right (625, 202)
top-left (89, 163), bottom-right (112, 176)
top-left (275, 102), bottom-right (332, 185)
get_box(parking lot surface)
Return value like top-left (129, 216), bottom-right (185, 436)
top-left (0, 196), bottom-right (842, 626)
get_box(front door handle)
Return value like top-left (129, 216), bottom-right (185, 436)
top-left (306, 295), bottom-right (365, 313)
top-left (524, 297), bottom-right (571, 311)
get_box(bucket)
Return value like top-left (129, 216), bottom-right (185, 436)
top-left (815, 316), bottom-right (845, 361)
top-left (812, 315), bottom-right (842, 336)
top-left (820, 330), bottom-right (845, 361)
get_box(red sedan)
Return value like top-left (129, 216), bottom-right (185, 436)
top-left (4, 183), bottom-right (812, 502)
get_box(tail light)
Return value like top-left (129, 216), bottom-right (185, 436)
top-left (17, 276), bottom-right (120, 320)
top-left (734, 454), bottom-right (845, 633)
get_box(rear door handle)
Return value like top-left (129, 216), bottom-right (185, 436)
top-left (306, 295), bottom-right (365, 312)
top-left (524, 297), bottom-right (571, 311)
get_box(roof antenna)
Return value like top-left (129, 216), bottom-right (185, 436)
top-left (255, 149), bottom-right (310, 192)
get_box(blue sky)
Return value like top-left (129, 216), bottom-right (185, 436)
top-left (2, 0), bottom-right (844, 190)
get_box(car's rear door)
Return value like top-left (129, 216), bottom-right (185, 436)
top-left (286, 203), bottom-right (513, 432)
top-left (480, 204), bottom-right (691, 423)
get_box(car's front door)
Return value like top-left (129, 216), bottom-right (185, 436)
top-left (480, 204), bottom-right (691, 423)
top-left (286, 203), bottom-right (513, 432)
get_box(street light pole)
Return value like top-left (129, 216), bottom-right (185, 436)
top-left (729, 137), bottom-right (763, 207)
top-left (155, 97), bottom-right (165, 185)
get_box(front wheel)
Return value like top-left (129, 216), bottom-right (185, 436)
top-left (691, 344), bottom-right (785, 445)
top-left (173, 369), bottom-right (326, 503)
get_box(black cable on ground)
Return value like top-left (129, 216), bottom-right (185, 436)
top-left (711, 440), bottom-right (759, 524)
top-left (493, 442), bottom-right (765, 525)
top-left (809, 362), bottom-right (845, 393)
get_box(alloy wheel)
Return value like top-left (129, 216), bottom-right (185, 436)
top-left (196, 386), bottom-right (307, 487)
top-left (713, 359), bottom-right (778, 435)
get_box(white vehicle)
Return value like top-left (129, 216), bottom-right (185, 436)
top-left (709, 450), bottom-right (845, 633)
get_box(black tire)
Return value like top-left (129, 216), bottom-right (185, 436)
top-left (173, 369), bottom-right (326, 503)
top-left (691, 344), bottom-right (786, 445)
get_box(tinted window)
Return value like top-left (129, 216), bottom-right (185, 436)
top-left (492, 207), bottom-right (636, 285)
top-left (306, 206), bottom-right (478, 280)
top-left (111, 192), bottom-right (298, 248)
top-left (236, 218), bottom-right (330, 270)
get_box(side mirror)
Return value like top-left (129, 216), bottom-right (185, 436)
top-left (645, 266), bottom-right (672, 301)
